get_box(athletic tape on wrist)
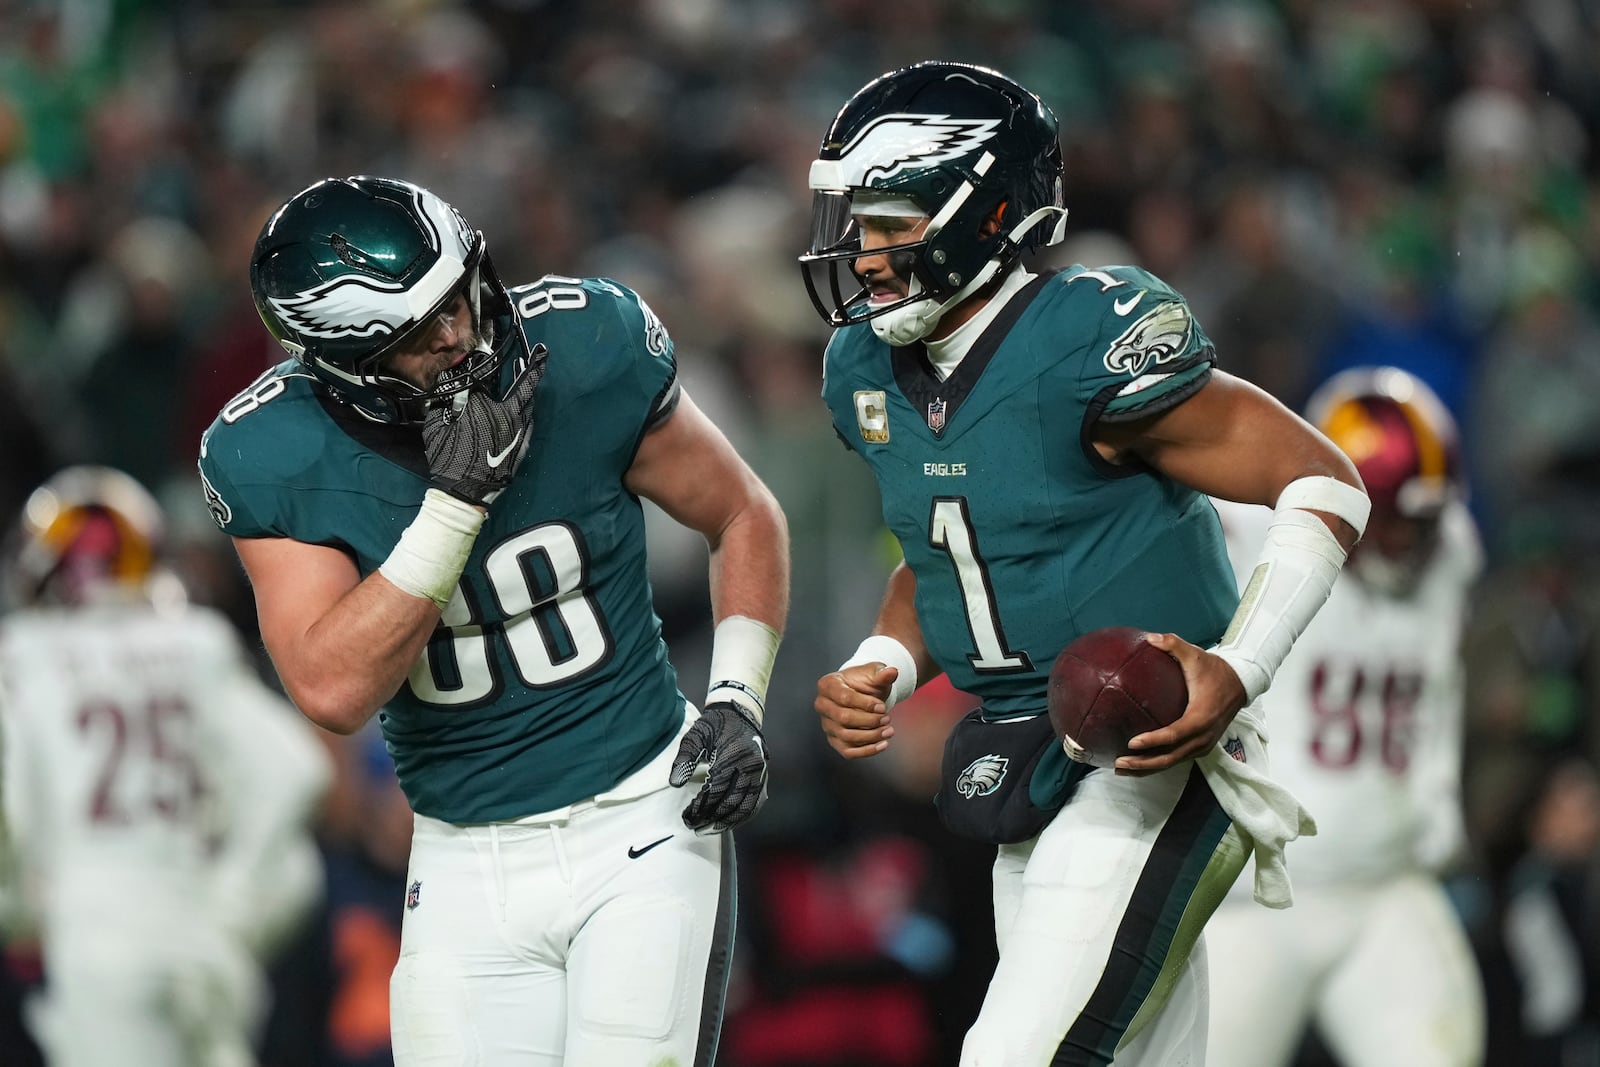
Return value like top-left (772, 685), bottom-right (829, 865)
top-left (706, 615), bottom-right (782, 725)
top-left (378, 488), bottom-right (485, 610)
top-left (840, 634), bottom-right (918, 709)
top-left (1211, 508), bottom-right (1348, 704)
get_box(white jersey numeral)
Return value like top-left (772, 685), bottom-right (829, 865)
top-left (514, 284), bottom-right (588, 319)
top-left (488, 524), bottom-right (609, 686)
top-left (219, 369), bottom-right (290, 424)
top-left (929, 497), bottom-right (1032, 673)
top-left (408, 523), bottom-right (611, 705)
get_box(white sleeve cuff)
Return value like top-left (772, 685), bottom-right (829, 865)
top-left (378, 488), bottom-right (485, 609)
top-left (840, 635), bottom-right (918, 709)
top-left (1212, 508), bottom-right (1347, 704)
top-left (705, 615), bottom-right (782, 725)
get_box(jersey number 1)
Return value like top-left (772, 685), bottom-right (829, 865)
top-left (930, 498), bottom-right (1032, 673)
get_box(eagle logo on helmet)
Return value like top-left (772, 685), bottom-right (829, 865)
top-left (956, 753), bottom-right (1010, 798)
top-left (837, 114), bottom-right (1000, 186)
top-left (1102, 301), bottom-right (1193, 378)
top-left (267, 275), bottom-right (419, 339)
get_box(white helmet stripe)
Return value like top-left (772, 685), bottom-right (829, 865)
top-left (403, 253), bottom-right (467, 320)
top-left (925, 150), bottom-right (994, 238)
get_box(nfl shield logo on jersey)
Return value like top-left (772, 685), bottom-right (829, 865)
top-left (406, 879), bottom-right (423, 911)
top-left (1223, 736), bottom-right (1246, 763)
top-left (927, 398), bottom-right (947, 432)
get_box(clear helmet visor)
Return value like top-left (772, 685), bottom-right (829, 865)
top-left (335, 240), bottom-right (529, 423)
top-left (798, 189), bottom-right (934, 328)
top-left (806, 189), bottom-right (856, 258)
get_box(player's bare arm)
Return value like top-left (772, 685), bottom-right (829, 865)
top-left (1093, 370), bottom-right (1366, 773)
top-left (622, 390), bottom-right (789, 636)
top-left (814, 561), bottom-right (939, 759)
top-left (1094, 371), bottom-right (1362, 548)
top-left (628, 389), bottom-right (790, 834)
top-left (233, 535), bottom-right (442, 734)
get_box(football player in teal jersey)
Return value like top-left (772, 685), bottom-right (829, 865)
top-left (199, 175), bottom-right (789, 1065)
top-left (799, 63), bottom-right (1371, 1065)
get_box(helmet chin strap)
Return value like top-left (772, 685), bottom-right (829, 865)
top-left (869, 205), bottom-right (1069, 346)
top-left (870, 264), bottom-right (998, 346)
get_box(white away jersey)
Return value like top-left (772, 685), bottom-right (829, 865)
top-left (1212, 499), bottom-right (1481, 886)
top-left (0, 602), bottom-right (329, 942)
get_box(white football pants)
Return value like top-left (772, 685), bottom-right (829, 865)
top-left (1207, 872), bottom-right (1486, 1067)
top-left (962, 762), bottom-right (1248, 1066)
top-left (390, 780), bottom-right (734, 1066)
top-left (29, 924), bottom-right (264, 1067)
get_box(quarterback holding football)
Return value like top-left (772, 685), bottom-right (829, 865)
top-left (804, 61), bottom-right (1370, 1066)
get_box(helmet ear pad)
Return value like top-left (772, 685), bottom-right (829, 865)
top-left (907, 179), bottom-right (1020, 302)
top-left (871, 143), bottom-right (1061, 307)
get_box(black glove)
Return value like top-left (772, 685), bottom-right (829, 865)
top-left (669, 702), bottom-right (769, 835)
top-left (422, 344), bottom-right (547, 505)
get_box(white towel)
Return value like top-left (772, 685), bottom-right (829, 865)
top-left (1196, 708), bottom-right (1316, 908)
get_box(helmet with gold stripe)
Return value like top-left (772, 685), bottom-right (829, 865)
top-left (8, 466), bottom-right (166, 607)
top-left (1305, 366), bottom-right (1460, 595)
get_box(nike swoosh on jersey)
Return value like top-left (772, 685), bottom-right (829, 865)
top-left (1113, 291), bottom-right (1145, 316)
top-left (628, 835), bottom-right (674, 859)
top-left (485, 429), bottom-right (524, 468)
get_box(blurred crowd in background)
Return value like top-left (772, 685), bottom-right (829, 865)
top-left (1, 0), bottom-right (1598, 1064)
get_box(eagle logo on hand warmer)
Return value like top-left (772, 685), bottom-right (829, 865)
top-left (956, 753), bottom-right (1010, 798)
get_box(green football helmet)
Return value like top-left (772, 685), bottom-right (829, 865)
top-left (250, 175), bottom-right (528, 424)
top-left (799, 61), bottom-right (1067, 344)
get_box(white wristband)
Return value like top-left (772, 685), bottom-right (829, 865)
top-left (705, 615), bottom-right (782, 725)
top-left (1212, 508), bottom-right (1348, 704)
top-left (378, 488), bottom-right (485, 610)
top-left (840, 635), bottom-right (918, 709)
top-left (1276, 475), bottom-right (1371, 536)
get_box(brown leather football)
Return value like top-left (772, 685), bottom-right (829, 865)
top-left (1047, 626), bottom-right (1188, 768)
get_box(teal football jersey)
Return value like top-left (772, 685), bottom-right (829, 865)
top-left (199, 277), bottom-right (687, 823)
top-left (823, 264), bottom-right (1239, 720)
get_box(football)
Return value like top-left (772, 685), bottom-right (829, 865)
top-left (1047, 626), bottom-right (1189, 768)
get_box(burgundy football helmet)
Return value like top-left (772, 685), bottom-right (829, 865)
top-left (1305, 367), bottom-right (1460, 595)
top-left (8, 466), bottom-right (167, 607)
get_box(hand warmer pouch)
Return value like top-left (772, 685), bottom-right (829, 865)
top-left (935, 709), bottom-right (1090, 844)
